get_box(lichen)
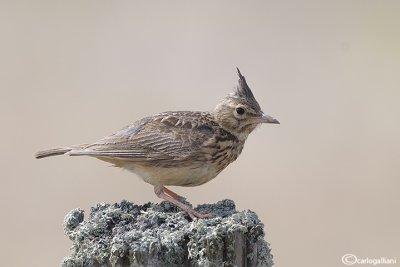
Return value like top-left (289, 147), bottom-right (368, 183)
top-left (62, 199), bottom-right (273, 266)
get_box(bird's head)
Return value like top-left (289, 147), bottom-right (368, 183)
top-left (213, 68), bottom-right (279, 140)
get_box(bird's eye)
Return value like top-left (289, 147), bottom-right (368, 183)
top-left (236, 107), bottom-right (245, 115)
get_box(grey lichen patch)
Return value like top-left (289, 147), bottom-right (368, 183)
top-left (64, 208), bottom-right (84, 232)
top-left (62, 199), bottom-right (273, 267)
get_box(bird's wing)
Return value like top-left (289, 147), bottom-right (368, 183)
top-left (69, 112), bottom-right (217, 162)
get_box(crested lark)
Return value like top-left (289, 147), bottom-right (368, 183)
top-left (35, 68), bottom-right (279, 219)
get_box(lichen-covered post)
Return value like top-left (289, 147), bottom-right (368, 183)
top-left (63, 199), bottom-right (273, 266)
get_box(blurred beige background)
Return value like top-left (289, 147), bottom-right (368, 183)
top-left (1, 1), bottom-right (399, 266)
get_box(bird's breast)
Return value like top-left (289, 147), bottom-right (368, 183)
top-left (209, 141), bottom-right (244, 174)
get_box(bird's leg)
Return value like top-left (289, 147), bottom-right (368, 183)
top-left (154, 185), bottom-right (212, 219)
top-left (163, 186), bottom-right (184, 201)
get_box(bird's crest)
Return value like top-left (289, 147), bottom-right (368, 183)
top-left (231, 68), bottom-right (261, 112)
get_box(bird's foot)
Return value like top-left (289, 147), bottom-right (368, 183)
top-left (154, 185), bottom-right (213, 220)
top-left (186, 209), bottom-right (213, 220)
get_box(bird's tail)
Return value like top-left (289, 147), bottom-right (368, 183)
top-left (35, 147), bottom-right (73, 159)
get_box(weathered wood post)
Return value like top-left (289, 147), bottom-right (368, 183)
top-left (63, 199), bottom-right (273, 266)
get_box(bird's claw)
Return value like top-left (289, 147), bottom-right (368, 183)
top-left (187, 210), bottom-right (213, 220)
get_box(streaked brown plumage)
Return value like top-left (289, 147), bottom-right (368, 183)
top-left (35, 68), bottom-right (279, 218)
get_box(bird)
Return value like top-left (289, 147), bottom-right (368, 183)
top-left (35, 68), bottom-right (279, 219)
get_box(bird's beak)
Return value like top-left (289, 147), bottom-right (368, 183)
top-left (260, 114), bottom-right (280, 124)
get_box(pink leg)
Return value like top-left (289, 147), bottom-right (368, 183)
top-left (163, 186), bottom-right (183, 200)
top-left (154, 185), bottom-right (212, 219)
